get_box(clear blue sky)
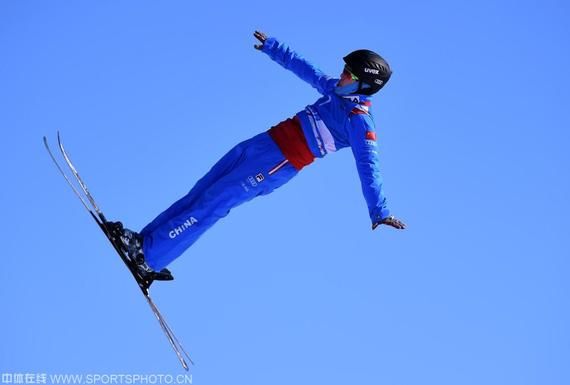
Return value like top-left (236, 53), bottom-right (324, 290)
top-left (1, 1), bottom-right (569, 384)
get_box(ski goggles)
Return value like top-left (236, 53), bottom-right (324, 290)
top-left (343, 66), bottom-right (359, 81)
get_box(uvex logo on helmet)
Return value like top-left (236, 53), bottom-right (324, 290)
top-left (343, 49), bottom-right (392, 96)
top-left (364, 68), bottom-right (380, 75)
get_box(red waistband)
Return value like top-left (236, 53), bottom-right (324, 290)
top-left (268, 116), bottom-right (314, 171)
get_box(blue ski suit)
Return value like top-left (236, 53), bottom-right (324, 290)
top-left (141, 37), bottom-right (391, 271)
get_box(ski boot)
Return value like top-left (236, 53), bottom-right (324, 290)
top-left (105, 221), bottom-right (174, 282)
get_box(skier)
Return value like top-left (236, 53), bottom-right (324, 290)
top-left (109, 30), bottom-right (406, 281)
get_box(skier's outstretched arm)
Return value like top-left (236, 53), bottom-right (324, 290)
top-left (253, 30), bottom-right (338, 95)
top-left (347, 114), bottom-right (406, 231)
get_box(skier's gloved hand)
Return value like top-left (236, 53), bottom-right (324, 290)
top-left (372, 215), bottom-right (406, 230)
top-left (253, 30), bottom-right (267, 50)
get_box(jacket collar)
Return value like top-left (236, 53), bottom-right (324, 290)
top-left (341, 94), bottom-right (372, 105)
top-left (341, 94), bottom-right (372, 113)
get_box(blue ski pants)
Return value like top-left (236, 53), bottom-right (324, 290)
top-left (140, 132), bottom-right (298, 271)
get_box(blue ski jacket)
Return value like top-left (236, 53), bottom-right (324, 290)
top-left (261, 37), bottom-right (391, 224)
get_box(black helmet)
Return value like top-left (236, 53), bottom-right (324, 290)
top-left (343, 49), bottom-right (392, 95)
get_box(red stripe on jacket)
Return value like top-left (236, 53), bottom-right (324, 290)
top-left (268, 117), bottom-right (314, 171)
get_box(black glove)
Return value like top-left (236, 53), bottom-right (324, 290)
top-left (372, 215), bottom-right (406, 230)
top-left (253, 30), bottom-right (267, 50)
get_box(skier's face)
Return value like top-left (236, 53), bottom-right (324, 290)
top-left (338, 66), bottom-right (359, 86)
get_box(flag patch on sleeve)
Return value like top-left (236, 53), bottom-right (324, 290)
top-left (366, 131), bottom-right (377, 141)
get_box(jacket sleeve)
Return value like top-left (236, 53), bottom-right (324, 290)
top-left (347, 113), bottom-right (391, 224)
top-left (261, 37), bottom-right (338, 95)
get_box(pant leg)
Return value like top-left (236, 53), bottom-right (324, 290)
top-left (142, 132), bottom-right (297, 271)
top-left (140, 139), bottom-right (248, 236)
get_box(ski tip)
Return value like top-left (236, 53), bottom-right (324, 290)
top-left (182, 358), bottom-right (194, 370)
top-left (44, 135), bottom-right (49, 151)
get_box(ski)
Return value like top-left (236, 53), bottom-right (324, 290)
top-left (43, 132), bottom-right (193, 370)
